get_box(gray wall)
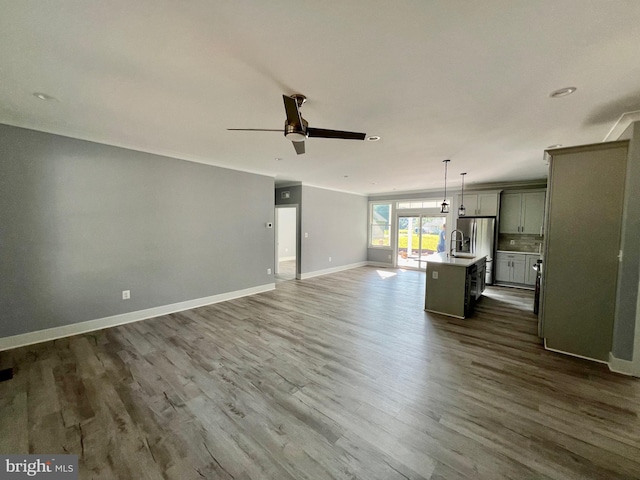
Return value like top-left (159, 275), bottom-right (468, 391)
top-left (0, 124), bottom-right (275, 338)
top-left (300, 186), bottom-right (367, 274)
top-left (613, 122), bottom-right (640, 360)
top-left (275, 185), bottom-right (302, 207)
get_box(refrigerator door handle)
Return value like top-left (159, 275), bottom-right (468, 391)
top-left (472, 221), bottom-right (477, 253)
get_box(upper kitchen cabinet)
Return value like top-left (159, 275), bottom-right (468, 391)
top-left (499, 191), bottom-right (545, 234)
top-left (456, 192), bottom-right (499, 217)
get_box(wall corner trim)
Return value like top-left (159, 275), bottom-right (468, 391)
top-left (0, 283), bottom-right (275, 352)
top-left (299, 262), bottom-right (369, 280)
top-left (608, 352), bottom-right (640, 377)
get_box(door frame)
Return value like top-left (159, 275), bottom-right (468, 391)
top-left (275, 204), bottom-right (300, 279)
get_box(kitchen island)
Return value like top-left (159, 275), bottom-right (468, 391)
top-left (424, 253), bottom-right (487, 319)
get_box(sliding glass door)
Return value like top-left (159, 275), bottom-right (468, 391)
top-left (397, 215), bottom-right (445, 269)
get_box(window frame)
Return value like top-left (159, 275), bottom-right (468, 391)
top-left (368, 201), bottom-right (393, 249)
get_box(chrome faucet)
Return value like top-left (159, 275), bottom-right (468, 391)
top-left (450, 229), bottom-right (465, 257)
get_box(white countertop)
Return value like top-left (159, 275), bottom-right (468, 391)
top-left (425, 252), bottom-right (487, 267)
top-left (496, 250), bottom-right (540, 255)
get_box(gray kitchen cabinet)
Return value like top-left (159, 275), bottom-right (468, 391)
top-left (541, 140), bottom-right (628, 361)
top-left (495, 252), bottom-right (526, 283)
top-left (425, 254), bottom-right (487, 318)
top-left (457, 192), bottom-right (499, 216)
top-left (499, 191), bottom-right (545, 234)
top-left (525, 254), bottom-right (540, 286)
top-left (495, 256), bottom-right (510, 283)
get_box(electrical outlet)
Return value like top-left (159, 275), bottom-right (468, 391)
top-left (267, 268), bottom-right (272, 275)
top-left (432, 271), bottom-right (438, 279)
top-left (122, 290), bottom-right (130, 300)
top-left (304, 232), bottom-right (309, 238)
top-left (510, 240), bottom-right (515, 245)
top-left (329, 256), bottom-right (332, 262)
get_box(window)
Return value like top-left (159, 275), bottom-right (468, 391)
top-left (370, 203), bottom-right (392, 247)
top-left (397, 200), bottom-right (441, 209)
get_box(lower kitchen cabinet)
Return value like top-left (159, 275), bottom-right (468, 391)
top-left (525, 255), bottom-right (540, 286)
top-left (496, 252), bottom-right (538, 286)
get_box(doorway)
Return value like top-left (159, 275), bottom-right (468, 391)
top-left (397, 215), bottom-right (446, 269)
top-left (275, 206), bottom-right (298, 280)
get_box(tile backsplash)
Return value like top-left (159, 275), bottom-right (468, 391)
top-left (498, 233), bottom-right (543, 253)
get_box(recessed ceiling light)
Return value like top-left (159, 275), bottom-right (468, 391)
top-left (274, 157), bottom-right (283, 161)
top-left (366, 135), bottom-right (381, 142)
top-left (549, 87), bottom-right (576, 98)
top-left (547, 144), bottom-right (563, 149)
top-left (33, 92), bottom-right (57, 101)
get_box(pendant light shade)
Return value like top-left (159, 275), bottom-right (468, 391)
top-left (440, 159), bottom-right (450, 213)
top-left (458, 172), bottom-right (467, 217)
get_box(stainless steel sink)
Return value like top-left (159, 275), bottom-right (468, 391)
top-left (452, 253), bottom-right (475, 259)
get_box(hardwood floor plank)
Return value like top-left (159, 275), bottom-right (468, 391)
top-left (1, 267), bottom-right (639, 479)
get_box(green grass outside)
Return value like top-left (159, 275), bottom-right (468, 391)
top-left (398, 231), bottom-right (439, 250)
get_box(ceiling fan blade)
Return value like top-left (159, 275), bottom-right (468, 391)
top-left (293, 141), bottom-right (305, 155)
top-left (306, 127), bottom-right (366, 140)
top-left (283, 95), bottom-right (303, 126)
top-left (227, 128), bottom-right (283, 132)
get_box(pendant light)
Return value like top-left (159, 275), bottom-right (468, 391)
top-left (440, 159), bottom-right (450, 213)
top-left (458, 172), bottom-right (467, 217)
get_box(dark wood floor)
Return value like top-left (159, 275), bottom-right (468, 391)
top-left (1, 266), bottom-right (639, 479)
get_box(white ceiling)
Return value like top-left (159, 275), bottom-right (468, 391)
top-left (2, 1), bottom-right (640, 195)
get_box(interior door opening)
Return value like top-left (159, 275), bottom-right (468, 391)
top-left (275, 206), bottom-right (298, 281)
top-left (397, 215), bottom-right (446, 269)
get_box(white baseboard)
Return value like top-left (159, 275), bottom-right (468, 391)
top-left (367, 261), bottom-right (394, 268)
top-left (608, 352), bottom-right (640, 377)
top-left (0, 283), bottom-right (275, 352)
top-left (278, 256), bottom-right (296, 262)
top-left (300, 261), bottom-right (369, 280)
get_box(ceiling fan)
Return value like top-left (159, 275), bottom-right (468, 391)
top-left (227, 94), bottom-right (366, 155)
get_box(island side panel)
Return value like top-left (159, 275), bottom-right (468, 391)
top-left (425, 262), bottom-right (468, 318)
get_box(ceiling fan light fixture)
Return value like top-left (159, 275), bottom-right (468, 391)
top-left (286, 132), bottom-right (307, 142)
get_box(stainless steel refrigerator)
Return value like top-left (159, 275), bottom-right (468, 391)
top-left (456, 216), bottom-right (497, 285)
